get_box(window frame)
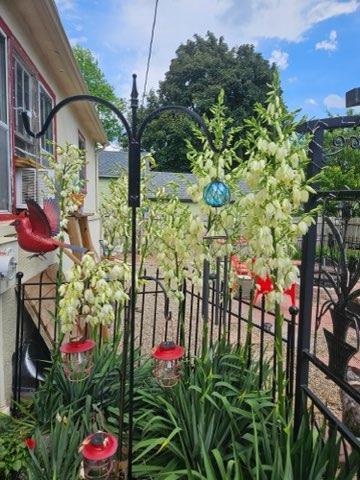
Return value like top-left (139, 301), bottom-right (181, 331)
top-left (0, 28), bottom-right (11, 214)
top-left (0, 16), bottom-right (57, 218)
top-left (13, 55), bottom-right (33, 140)
top-left (38, 82), bottom-right (54, 159)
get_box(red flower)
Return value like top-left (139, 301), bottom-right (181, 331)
top-left (253, 276), bottom-right (273, 304)
top-left (24, 437), bottom-right (35, 449)
top-left (284, 283), bottom-right (296, 306)
top-left (253, 276), bottom-right (297, 307)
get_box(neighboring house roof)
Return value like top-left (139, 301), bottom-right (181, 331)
top-left (98, 150), bottom-right (128, 177)
top-left (98, 149), bottom-right (249, 201)
top-left (147, 171), bottom-right (196, 201)
top-left (6, 0), bottom-right (107, 144)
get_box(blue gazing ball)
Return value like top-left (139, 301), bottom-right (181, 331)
top-left (203, 179), bottom-right (231, 207)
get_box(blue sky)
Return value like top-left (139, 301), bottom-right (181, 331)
top-left (55, 0), bottom-right (360, 119)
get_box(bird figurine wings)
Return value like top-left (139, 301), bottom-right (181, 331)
top-left (10, 199), bottom-right (86, 257)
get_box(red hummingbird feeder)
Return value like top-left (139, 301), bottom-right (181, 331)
top-left (80, 431), bottom-right (118, 479)
top-left (151, 340), bottom-right (185, 388)
top-left (60, 338), bottom-right (95, 382)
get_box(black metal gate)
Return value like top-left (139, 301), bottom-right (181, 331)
top-left (295, 115), bottom-right (360, 464)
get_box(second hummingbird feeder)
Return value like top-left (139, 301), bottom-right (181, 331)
top-left (80, 431), bottom-right (118, 479)
top-left (151, 341), bottom-right (185, 388)
top-left (60, 338), bottom-right (95, 382)
top-left (203, 179), bottom-right (230, 207)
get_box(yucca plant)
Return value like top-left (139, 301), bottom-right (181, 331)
top-left (25, 397), bottom-right (107, 480)
top-left (242, 407), bottom-right (359, 480)
top-left (31, 344), bottom-right (122, 427)
top-left (128, 343), bottom-right (273, 479)
top-left (26, 412), bottom-right (84, 480)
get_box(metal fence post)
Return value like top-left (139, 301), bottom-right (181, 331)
top-left (294, 127), bottom-right (324, 434)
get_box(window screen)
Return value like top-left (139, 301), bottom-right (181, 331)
top-left (0, 34), bottom-right (9, 211)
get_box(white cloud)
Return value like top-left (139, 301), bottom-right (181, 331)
top-left (287, 76), bottom-right (298, 83)
top-left (224, 0), bottom-right (359, 43)
top-left (324, 93), bottom-right (345, 108)
top-left (305, 98), bottom-right (318, 106)
top-left (92, 0), bottom-right (360, 96)
top-left (69, 36), bottom-right (88, 47)
top-left (315, 30), bottom-right (337, 50)
top-left (269, 49), bottom-right (289, 70)
top-left (55, 0), bottom-right (75, 12)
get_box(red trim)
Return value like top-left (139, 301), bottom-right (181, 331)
top-left (0, 16), bottom-right (57, 219)
top-left (9, 26), bottom-right (15, 216)
top-left (0, 213), bottom-right (16, 221)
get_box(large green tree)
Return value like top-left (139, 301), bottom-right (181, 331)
top-left (141, 32), bottom-right (275, 171)
top-left (73, 45), bottom-right (124, 142)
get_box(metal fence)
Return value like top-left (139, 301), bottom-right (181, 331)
top-left (12, 258), bottom-right (297, 410)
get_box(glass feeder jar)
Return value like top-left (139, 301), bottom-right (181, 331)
top-left (203, 179), bottom-right (230, 207)
top-left (59, 338), bottom-right (95, 382)
top-left (80, 431), bottom-right (118, 480)
top-left (151, 341), bottom-right (185, 388)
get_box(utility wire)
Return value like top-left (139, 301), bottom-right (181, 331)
top-left (142, 0), bottom-right (159, 106)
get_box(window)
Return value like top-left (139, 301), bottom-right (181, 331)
top-left (39, 86), bottom-right (53, 154)
top-left (12, 55), bottom-right (55, 164)
top-left (0, 33), bottom-right (10, 211)
top-left (13, 56), bottom-right (37, 160)
top-left (14, 57), bottom-right (31, 136)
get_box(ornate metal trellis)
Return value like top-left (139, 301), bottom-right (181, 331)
top-left (324, 132), bottom-right (360, 157)
top-left (295, 114), bottom-right (360, 461)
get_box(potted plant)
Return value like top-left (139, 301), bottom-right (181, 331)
top-left (317, 216), bottom-right (360, 436)
top-left (318, 216), bottom-right (359, 380)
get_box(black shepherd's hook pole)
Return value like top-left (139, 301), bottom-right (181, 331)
top-left (22, 73), bottom-right (224, 479)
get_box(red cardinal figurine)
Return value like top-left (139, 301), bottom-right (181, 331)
top-left (10, 199), bottom-right (86, 257)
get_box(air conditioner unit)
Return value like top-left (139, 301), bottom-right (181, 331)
top-left (37, 168), bottom-right (55, 206)
top-left (16, 168), bottom-right (37, 209)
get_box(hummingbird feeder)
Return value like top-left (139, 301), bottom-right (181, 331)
top-left (80, 431), bottom-right (118, 480)
top-left (151, 340), bottom-right (185, 388)
top-left (203, 179), bottom-right (230, 207)
top-left (60, 338), bottom-right (95, 382)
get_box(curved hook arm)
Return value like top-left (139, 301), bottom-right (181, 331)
top-left (140, 275), bottom-right (171, 320)
top-left (138, 105), bottom-right (226, 153)
top-left (21, 94), bottom-right (132, 141)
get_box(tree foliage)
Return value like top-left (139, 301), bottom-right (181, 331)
top-left (140, 32), bottom-right (275, 171)
top-left (72, 45), bottom-right (124, 142)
